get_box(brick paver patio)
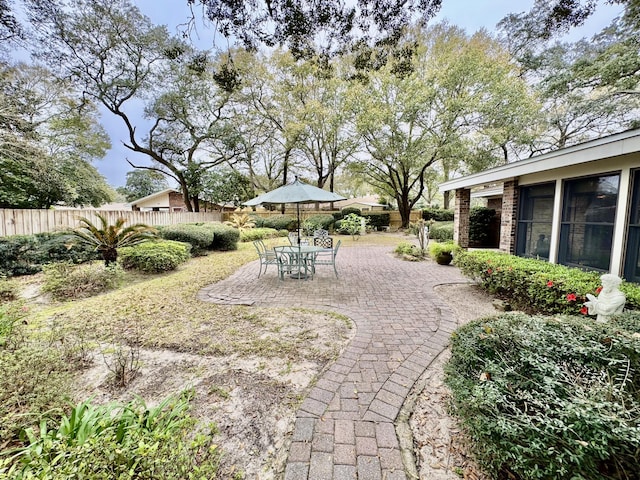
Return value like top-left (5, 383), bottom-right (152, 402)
top-left (198, 243), bottom-right (469, 479)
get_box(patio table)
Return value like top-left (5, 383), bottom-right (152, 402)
top-left (274, 245), bottom-right (325, 279)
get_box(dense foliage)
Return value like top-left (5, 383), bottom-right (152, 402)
top-left (362, 212), bottom-right (390, 230)
top-left (0, 232), bottom-right (99, 277)
top-left (250, 215), bottom-right (298, 231)
top-left (428, 221), bottom-right (454, 242)
top-left (2, 392), bottom-right (220, 479)
top-left (159, 224), bottom-right (214, 256)
top-left (422, 207), bottom-right (454, 221)
top-left (445, 312), bottom-right (640, 480)
top-left (455, 250), bottom-right (640, 315)
top-left (118, 240), bottom-right (192, 273)
top-left (469, 206), bottom-right (497, 247)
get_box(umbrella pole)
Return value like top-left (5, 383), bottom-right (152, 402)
top-left (297, 203), bottom-right (301, 245)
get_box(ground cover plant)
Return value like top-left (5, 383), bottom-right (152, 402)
top-left (455, 250), bottom-right (640, 315)
top-left (445, 312), bottom-right (640, 480)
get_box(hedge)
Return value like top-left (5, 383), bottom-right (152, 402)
top-left (208, 223), bottom-right (239, 251)
top-left (362, 212), bottom-right (390, 230)
top-left (118, 240), bottom-right (191, 273)
top-left (249, 215), bottom-right (297, 231)
top-left (422, 207), bottom-right (454, 221)
top-left (455, 250), bottom-right (640, 315)
top-left (0, 232), bottom-right (100, 277)
top-left (158, 224), bottom-right (213, 256)
top-left (469, 206), bottom-right (496, 246)
top-left (445, 312), bottom-right (640, 480)
top-left (428, 221), bottom-right (454, 242)
top-left (239, 228), bottom-right (282, 242)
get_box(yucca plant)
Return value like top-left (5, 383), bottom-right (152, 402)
top-left (71, 214), bottom-right (157, 266)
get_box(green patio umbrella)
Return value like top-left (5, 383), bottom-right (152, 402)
top-left (243, 177), bottom-right (346, 244)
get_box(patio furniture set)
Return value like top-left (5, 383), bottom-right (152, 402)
top-left (253, 230), bottom-right (341, 280)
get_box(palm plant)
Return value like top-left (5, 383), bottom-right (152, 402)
top-left (71, 214), bottom-right (157, 266)
top-left (224, 213), bottom-right (256, 230)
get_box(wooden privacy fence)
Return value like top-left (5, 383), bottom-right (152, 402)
top-left (0, 209), bottom-right (223, 237)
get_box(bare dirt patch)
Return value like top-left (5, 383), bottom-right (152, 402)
top-left (70, 308), bottom-right (354, 479)
top-left (409, 283), bottom-right (498, 480)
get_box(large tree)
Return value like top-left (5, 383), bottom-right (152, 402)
top-left (349, 25), bottom-right (537, 224)
top-left (0, 61), bottom-right (114, 208)
top-left (29, 0), bottom-right (243, 211)
top-left (190, 0), bottom-right (443, 58)
top-left (116, 170), bottom-right (169, 202)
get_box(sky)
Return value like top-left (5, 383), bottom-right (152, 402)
top-left (95, 0), bottom-right (623, 188)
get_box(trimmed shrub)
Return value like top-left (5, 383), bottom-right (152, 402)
top-left (445, 313), bottom-right (640, 480)
top-left (118, 240), bottom-right (191, 273)
top-left (250, 215), bottom-right (297, 231)
top-left (41, 262), bottom-right (124, 301)
top-left (455, 250), bottom-right (640, 315)
top-left (301, 214), bottom-right (335, 235)
top-left (362, 212), bottom-right (390, 230)
top-left (159, 224), bottom-right (213, 256)
top-left (239, 228), bottom-right (280, 242)
top-left (0, 232), bottom-right (99, 277)
top-left (428, 221), bottom-right (454, 242)
top-left (209, 223), bottom-right (239, 251)
top-left (469, 206), bottom-right (496, 246)
top-left (422, 207), bottom-right (454, 221)
top-left (341, 207), bottom-right (362, 217)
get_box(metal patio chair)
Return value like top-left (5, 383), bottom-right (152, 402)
top-left (253, 240), bottom-right (278, 277)
top-left (313, 239), bottom-right (341, 278)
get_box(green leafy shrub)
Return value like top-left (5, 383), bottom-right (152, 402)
top-left (239, 228), bottom-right (280, 242)
top-left (469, 206), bottom-right (496, 247)
top-left (454, 250), bottom-right (640, 315)
top-left (0, 233), bottom-right (99, 277)
top-left (118, 240), bottom-right (191, 273)
top-left (250, 215), bottom-right (297, 231)
top-left (341, 207), bottom-right (362, 217)
top-left (394, 242), bottom-right (424, 260)
top-left (301, 214), bottom-right (335, 235)
top-left (362, 212), bottom-right (390, 230)
top-left (41, 262), bottom-right (124, 301)
top-left (428, 241), bottom-right (459, 258)
top-left (445, 313), bottom-right (640, 480)
top-left (337, 213), bottom-right (368, 239)
top-left (422, 207), bottom-right (454, 221)
top-left (428, 221), bottom-right (454, 242)
top-left (159, 224), bottom-right (213, 256)
top-left (209, 223), bottom-right (239, 251)
top-left (4, 392), bottom-right (220, 479)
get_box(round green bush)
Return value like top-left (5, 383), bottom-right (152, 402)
top-left (428, 221), bottom-right (454, 242)
top-left (446, 313), bottom-right (640, 480)
top-left (118, 240), bottom-right (191, 273)
top-left (159, 224), bottom-right (213, 256)
top-left (239, 228), bottom-right (279, 242)
top-left (209, 223), bottom-right (240, 251)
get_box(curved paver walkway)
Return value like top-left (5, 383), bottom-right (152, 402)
top-left (198, 244), bottom-right (469, 479)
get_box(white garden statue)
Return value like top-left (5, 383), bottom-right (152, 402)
top-left (583, 273), bottom-right (626, 323)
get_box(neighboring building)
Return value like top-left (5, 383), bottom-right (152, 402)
top-left (130, 189), bottom-right (188, 212)
top-left (439, 128), bottom-right (640, 283)
top-left (129, 189), bottom-right (235, 212)
top-left (335, 195), bottom-right (387, 211)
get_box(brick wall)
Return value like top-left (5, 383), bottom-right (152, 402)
top-left (454, 188), bottom-right (470, 248)
top-left (168, 192), bottom-right (187, 211)
top-left (499, 179), bottom-right (519, 253)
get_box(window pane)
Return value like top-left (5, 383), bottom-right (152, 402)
top-left (517, 223), bottom-right (552, 258)
top-left (520, 183), bottom-right (555, 221)
top-left (560, 174), bottom-right (619, 272)
top-left (517, 182), bottom-right (554, 259)
top-left (560, 224), bottom-right (614, 271)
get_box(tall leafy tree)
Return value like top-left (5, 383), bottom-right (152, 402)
top-left (116, 170), bottom-right (169, 202)
top-left (0, 61), bottom-right (114, 208)
top-left (349, 25), bottom-right (537, 224)
top-left (29, 0), bottom-right (243, 211)
top-left (200, 168), bottom-right (255, 211)
top-left (190, 0), bottom-right (443, 58)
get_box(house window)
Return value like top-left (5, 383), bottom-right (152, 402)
top-left (624, 169), bottom-right (640, 283)
top-left (559, 173), bottom-right (619, 271)
top-left (516, 183), bottom-right (555, 259)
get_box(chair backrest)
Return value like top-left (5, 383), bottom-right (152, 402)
top-left (288, 232), bottom-right (299, 245)
top-left (333, 239), bottom-right (342, 257)
top-left (313, 229), bottom-right (329, 238)
top-left (253, 239), bottom-right (266, 254)
top-left (314, 236), bottom-right (333, 249)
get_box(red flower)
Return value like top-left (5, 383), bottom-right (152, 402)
top-left (580, 306), bottom-right (588, 315)
top-left (566, 293), bottom-right (577, 302)
top-left (546, 281), bottom-right (554, 287)
top-left (487, 268), bottom-right (493, 274)
top-left (595, 286), bottom-right (603, 295)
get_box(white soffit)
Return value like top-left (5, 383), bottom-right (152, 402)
top-left (439, 129), bottom-right (640, 192)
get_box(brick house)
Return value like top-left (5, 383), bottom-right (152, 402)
top-left (130, 189), bottom-right (189, 212)
top-left (439, 128), bottom-right (640, 282)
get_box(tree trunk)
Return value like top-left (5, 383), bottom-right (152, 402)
top-left (103, 248), bottom-right (118, 266)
